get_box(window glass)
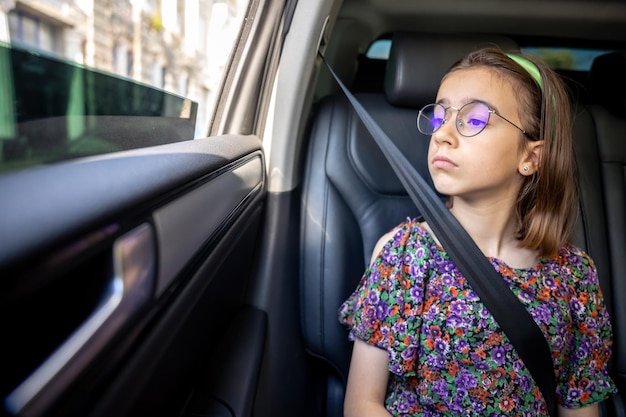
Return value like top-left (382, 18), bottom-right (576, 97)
top-left (366, 39), bottom-right (391, 60)
top-left (0, 0), bottom-right (249, 174)
top-left (364, 40), bottom-right (611, 72)
top-left (521, 47), bottom-right (611, 71)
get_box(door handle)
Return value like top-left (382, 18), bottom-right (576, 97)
top-left (5, 223), bottom-right (155, 417)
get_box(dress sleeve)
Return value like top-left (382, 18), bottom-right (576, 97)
top-left (557, 247), bottom-right (617, 408)
top-left (338, 220), bottom-right (426, 377)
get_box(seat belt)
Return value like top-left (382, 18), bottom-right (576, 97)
top-left (320, 54), bottom-right (558, 417)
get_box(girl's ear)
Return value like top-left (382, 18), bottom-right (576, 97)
top-left (518, 140), bottom-right (544, 176)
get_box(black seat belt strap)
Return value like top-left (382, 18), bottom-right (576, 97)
top-left (320, 53), bottom-right (557, 416)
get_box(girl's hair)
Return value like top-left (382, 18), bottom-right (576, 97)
top-left (446, 47), bottom-right (578, 257)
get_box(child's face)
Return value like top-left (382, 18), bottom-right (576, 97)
top-left (427, 67), bottom-right (528, 204)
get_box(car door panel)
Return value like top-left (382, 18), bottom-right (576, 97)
top-left (1, 134), bottom-right (266, 417)
top-left (179, 305), bottom-right (267, 417)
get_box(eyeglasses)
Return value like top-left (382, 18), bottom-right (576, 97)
top-left (417, 101), bottom-right (527, 137)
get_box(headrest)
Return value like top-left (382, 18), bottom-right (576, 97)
top-left (384, 32), bottom-right (518, 108)
top-left (589, 51), bottom-right (626, 116)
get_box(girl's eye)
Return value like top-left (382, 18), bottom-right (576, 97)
top-left (466, 118), bottom-right (487, 128)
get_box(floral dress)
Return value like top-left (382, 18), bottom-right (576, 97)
top-left (338, 219), bottom-right (616, 416)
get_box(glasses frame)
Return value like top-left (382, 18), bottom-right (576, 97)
top-left (417, 101), bottom-right (528, 138)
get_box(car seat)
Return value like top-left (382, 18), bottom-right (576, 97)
top-left (586, 50), bottom-right (626, 416)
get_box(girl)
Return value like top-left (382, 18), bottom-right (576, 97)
top-left (338, 48), bottom-right (616, 416)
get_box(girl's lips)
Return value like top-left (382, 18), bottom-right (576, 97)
top-left (432, 155), bottom-right (458, 168)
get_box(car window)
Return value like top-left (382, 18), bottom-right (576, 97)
top-left (364, 39), bottom-right (612, 71)
top-left (521, 47), bottom-right (612, 71)
top-left (366, 38), bottom-right (391, 60)
top-left (0, 0), bottom-right (249, 174)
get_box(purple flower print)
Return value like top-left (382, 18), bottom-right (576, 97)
top-left (491, 346), bottom-right (506, 365)
top-left (402, 390), bottom-right (418, 409)
top-left (396, 401), bottom-right (411, 414)
top-left (520, 375), bottom-right (531, 391)
top-left (337, 221), bottom-right (617, 416)
top-left (441, 273), bottom-right (454, 286)
top-left (543, 276), bottom-right (557, 289)
top-left (446, 314), bottom-right (467, 328)
top-left (471, 401), bottom-right (486, 414)
top-left (599, 379), bottom-right (612, 389)
top-left (410, 286), bottom-right (424, 303)
top-left (392, 321), bottom-right (407, 334)
top-left (434, 339), bottom-right (449, 354)
top-left (366, 270), bottom-right (380, 285)
top-left (456, 370), bottom-right (478, 390)
top-left (441, 259), bottom-right (455, 273)
top-left (583, 269), bottom-right (597, 285)
top-left (401, 344), bottom-right (417, 361)
top-left (433, 379), bottom-right (448, 398)
top-left (585, 316), bottom-right (600, 332)
top-left (368, 290), bottom-right (380, 305)
top-left (464, 289), bottom-right (480, 302)
top-left (556, 321), bottom-right (568, 336)
top-left (364, 305), bottom-right (376, 320)
top-left (454, 338), bottom-right (469, 351)
top-left (570, 298), bottom-right (586, 317)
top-left (435, 354), bottom-right (446, 368)
top-left (409, 263), bottom-right (422, 277)
top-left (574, 342), bottom-right (590, 361)
top-left (382, 248), bottom-right (398, 265)
top-left (450, 299), bottom-right (471, 315)
top-left (530, 305), bottom-right (551, 325)
top-left (567, 388), bottom-right (582, 403)
top-left (568, 254), bottom-right (583, 270)
top-left (475, 360), bottom-right (490, 371)
top-left (380, 326), bottom-right (390, 338)
top-left (389, 362), bottom-right (402, 375)
top-left (449, 390), bottom-right (466, 414)
top-left (376, 302), bottom-right (390, 320)
top-left (426, 355), bottom-right (442, 370)
top-left (519, 289), bottom-right (534, 303)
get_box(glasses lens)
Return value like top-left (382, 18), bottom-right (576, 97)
top-left (417, 104), bottom-right (446, 135)
top-left (458, 102), bottom-right (490, 136)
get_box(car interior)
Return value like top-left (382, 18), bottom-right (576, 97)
top-left (1, 0), bottom-right (625, 417)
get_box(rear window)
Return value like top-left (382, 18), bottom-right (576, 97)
top-left (521, 47), bottom-right (610, 71)
top-left (364, 39), bottom-right (611, 71)
top-left (366, 39), bottom-right (392, 60)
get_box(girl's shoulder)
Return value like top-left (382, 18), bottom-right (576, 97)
top-left (369, 217), bottom-right (436, 265)
top-left (548, 243), bottom-right (595, 269)
top-left (540, 243), bottom-right (599, 289)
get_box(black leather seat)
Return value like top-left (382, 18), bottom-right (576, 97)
top-left (300, 32), bottom-right (518, 416)
top-left (585, 51), bottom-right (626, 415)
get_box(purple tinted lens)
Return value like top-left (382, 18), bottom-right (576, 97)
top-left (459, 102), bottom-right (490, 135)
top-left (417, 104), bottom-right (445, 134)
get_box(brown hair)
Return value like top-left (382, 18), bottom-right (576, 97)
top-left (446, 47), bottom-right (578, 257)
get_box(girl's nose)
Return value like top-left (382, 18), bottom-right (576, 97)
top-left (432, 117), bottom-right (458, 147)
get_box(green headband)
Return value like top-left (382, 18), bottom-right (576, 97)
top-left (506, 53), bottom-right (544, 92)
top-left (507, 53), bottom-right (555, 143)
